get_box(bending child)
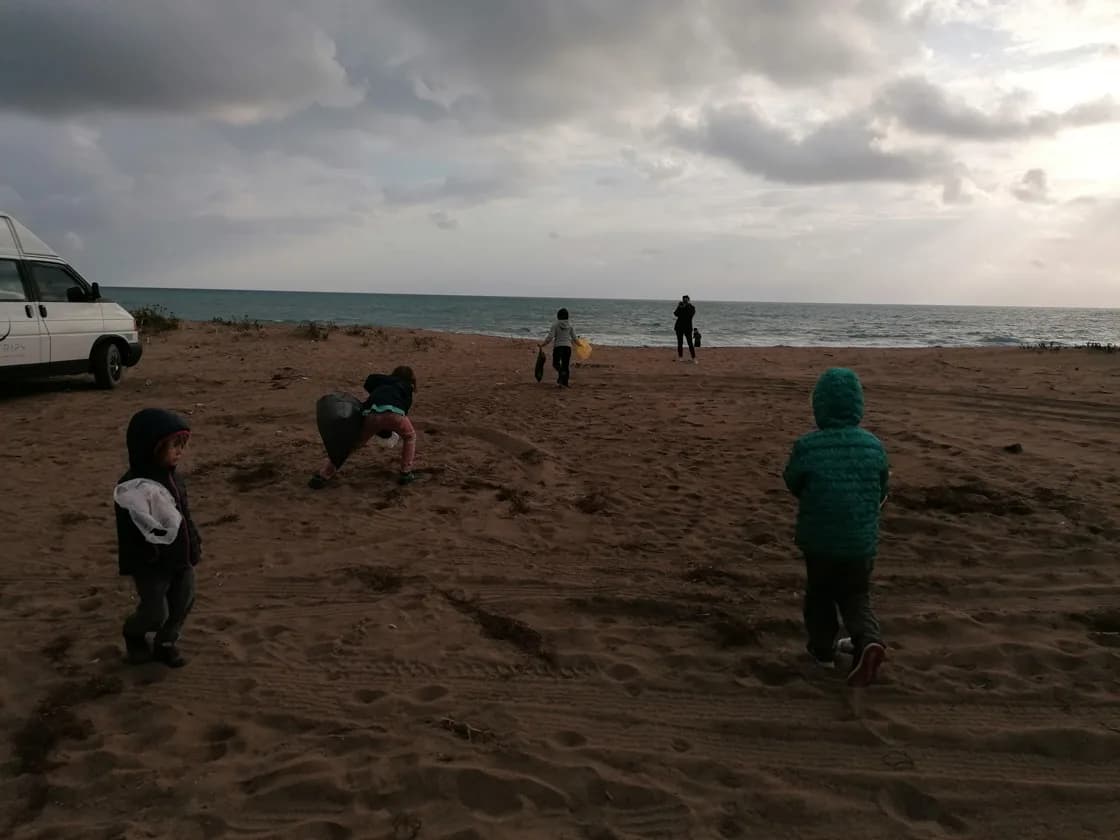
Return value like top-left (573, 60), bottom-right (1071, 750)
top-left (310, 366), bottom-right (418, 488)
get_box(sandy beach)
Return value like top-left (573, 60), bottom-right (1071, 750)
top-left (2, 321), bottom-right (1119, 839)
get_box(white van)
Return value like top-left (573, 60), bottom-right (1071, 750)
top-left (0, 213), bottom-right (141, 389)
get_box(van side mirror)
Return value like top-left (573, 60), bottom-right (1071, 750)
top-left (91, 282), bottom-right (101, 300)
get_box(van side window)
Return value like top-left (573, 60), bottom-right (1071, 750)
top-left (0, 259), bottom-right (27, 301)
top-left (0, 221), bottom-right (18, 252)
top-left (30, 263), bottom-right (87, 303)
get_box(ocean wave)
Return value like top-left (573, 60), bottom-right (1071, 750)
top-left (105, 288), bottom-right (1120, 348)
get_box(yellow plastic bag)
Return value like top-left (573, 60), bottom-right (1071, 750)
top-left (573, 337), bottom-right (592, 361)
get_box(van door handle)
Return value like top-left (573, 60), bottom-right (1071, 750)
top-left (25, 304), bottom-right (33, 318)
top-left (39, 304), bottom-right (47, 318)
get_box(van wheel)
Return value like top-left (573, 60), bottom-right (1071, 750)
top-left (93, 342), bottom-right (124, 389)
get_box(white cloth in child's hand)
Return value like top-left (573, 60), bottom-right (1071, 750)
top-left (114, 478), bottom-right (183, 545)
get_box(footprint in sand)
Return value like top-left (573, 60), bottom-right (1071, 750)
top-left (204, 722), bottom-right (240, 761)
top-left (414, 685), bottom-right (449, 703)
top-left (289, 820), bottom-right (353, 840)
top-left (878, 781), bottom-right (967, 835)
top-left (606, 663), bottom-right (642, 682)
top-left (552, 730), bottom-right (588, 748)
top-left (453, 767), bottom-right (567, 817)
top-left (354, 689), bottom-right (386, 704)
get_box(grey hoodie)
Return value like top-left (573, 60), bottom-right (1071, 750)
top-left (543, 319), bottom-right (578, 349)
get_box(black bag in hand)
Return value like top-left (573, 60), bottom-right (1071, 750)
top-left (534, 348), bottom-right (546, 383)
top-left (316, 393), bottom-right (364, 469)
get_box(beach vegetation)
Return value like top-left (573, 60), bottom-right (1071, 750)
top-left (211, 315), bottom-right (263, 333)
top-left (132, 305), bottom-right (180, 334)
top-left (295, 320), bottom-right (335, 341)
top-left (1023, 341), bottom-right (1117, 353)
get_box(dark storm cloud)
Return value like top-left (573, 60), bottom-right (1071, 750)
top-left (880, 77), bottom-right (1120, 140)
top-left (376, 0), bottom-right (922, 125)
top-left (665, 105), bottom-right (949, 185)
top-left (0, 0), bottom-right (923, 127)
top-left (0, 0), bottom-right (360, 116)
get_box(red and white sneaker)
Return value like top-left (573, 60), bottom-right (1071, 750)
top-left (846, 642), bottom-right (886, 687)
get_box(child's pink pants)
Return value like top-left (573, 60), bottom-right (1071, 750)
top-left (318, 412), bottom-right (416, 478)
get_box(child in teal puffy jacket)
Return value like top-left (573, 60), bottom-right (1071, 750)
top-left (784, 368), bottom-right (889, 687)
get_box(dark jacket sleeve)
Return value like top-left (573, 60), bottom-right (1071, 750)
top-left (177, 478), bottom-right (202, 566)
top-left (116, 503), bottom-right (158, 576)
top-left (783, 440), bottom-right (806, 497)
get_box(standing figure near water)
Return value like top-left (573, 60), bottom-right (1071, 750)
top-left (540, 308), bottom-right (579, 388)
top-left (309, 366), bottom-right (418, 488)
top-left (783, 368), bottom-right (889, 687)
top-left (674, 295), bottom-right (697, 363)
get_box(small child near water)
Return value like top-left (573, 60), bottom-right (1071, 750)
top-left (540, 308), bottom-right (579, 387)
top-left (115, 409), bottom-right (201, 668)
top-left (783, 368), bottom-right (888, 686)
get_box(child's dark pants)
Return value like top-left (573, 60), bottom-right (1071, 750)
top-left (124, 566), bottom-right (196, 645)
top-left (552, 346), bottom-right (572, 386)
top-left (803, 555), bottom-right (881, 659)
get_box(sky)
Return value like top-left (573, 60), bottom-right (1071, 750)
top-left (1, 0), bottom-right (1119, 307)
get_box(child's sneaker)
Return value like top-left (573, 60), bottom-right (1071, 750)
top-left (123, 634), bottom-right (151, 665)
top-left (154, 643), bottom-right (187, 668)
top-left (846, 642), bottom-right (885, 687)
top-left (806, 644), bottom-right (836, 669)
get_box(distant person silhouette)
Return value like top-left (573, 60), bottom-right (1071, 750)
top-left (674, 295), bottom-right (697, 363)
top-left (693, 327), bottom-right (702, 349)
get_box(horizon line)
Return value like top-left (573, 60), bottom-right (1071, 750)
top-left (103, 284), bottom-right (1120, 312)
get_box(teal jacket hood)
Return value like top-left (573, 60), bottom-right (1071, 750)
top-left (786, 368), bottom-right (888, 560)
top-left (812, 368), bottom-right (864, 429)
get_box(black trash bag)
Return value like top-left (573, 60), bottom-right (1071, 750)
top-left (534, 348), bottom-right (546, 383)
top-left (316, 393), bottom-right (364, 469)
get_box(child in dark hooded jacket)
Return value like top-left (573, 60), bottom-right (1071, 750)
top-left (116, 409), bottom-right (201, 668)
top-left (783, 368), bottom-right (888, 687)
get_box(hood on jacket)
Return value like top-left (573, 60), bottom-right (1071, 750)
top-left (363, 374), bottom-right (413, 414)
top-left (126, 408), bottom-right (191, 475)
top-left (812, 368), bottom-right (864, 429)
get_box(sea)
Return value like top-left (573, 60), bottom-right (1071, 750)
top-left (105, 287), bottom-right (1120, 349)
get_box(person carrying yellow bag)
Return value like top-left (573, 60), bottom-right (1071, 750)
top-left (572, 336), bottom-right (592, 361)
top-left (539, 307), bottom-right (580, 388)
